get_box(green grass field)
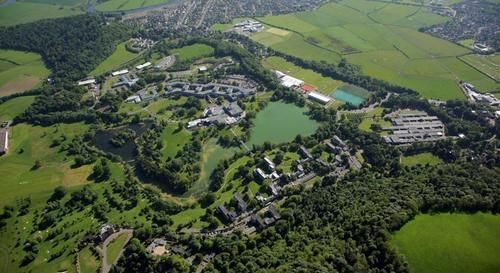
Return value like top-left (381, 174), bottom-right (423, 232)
top-left (106, 232), bottom-right (129, 266)
top-left (160, 123), bottom-right (191, 160)
top-left (0, 2), bottom-right (82, 26)
top-left (0, 96), bottom-right (35, 121)
top-left (262, 56), bottom-right (343, 94)
top-left (90, 42), bottom-right (140, 76)
top-left (247, 0), bottom-right (500, 100)
top-left (79, 246), bottom-right (100, 273)
top-left (96, 0), bottom-right (170, 12)
top-left (0, 49), bottom-right (50, 96)
top-left (459, 54), bottom-right (500, 83)
top-left (171, 44), bottom-right (215, 62)
top-left (392, 213), bottom-right (500, 273)
top-left (0, 123), bottom-right (91, 207)
top-left (401, 152), bottom-right (443, 166)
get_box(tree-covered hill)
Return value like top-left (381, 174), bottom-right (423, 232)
top-left (0, 15), bottom-right (130, 81)
top-left (193, 163), bottom-right (499, 273)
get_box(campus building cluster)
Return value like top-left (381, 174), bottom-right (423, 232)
top-left (383, 111), bottom-right (446, 145)
top-left (187, 102), bottom-right (246, 128)
top-left (164, 82), bottom-right (256, 101)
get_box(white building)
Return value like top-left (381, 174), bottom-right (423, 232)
top-left (135, 62), bottom-right (152, 70)
top-left (77, 79), bottom-right (96, 86)
top-left (275, 71), bottom-right (304, 88)
top-left (111, 69), bottom-right (129, 77)
top-left (308, 91), bottom-right (332, 104)
top-left (0, 130), bottom-right (8, 155)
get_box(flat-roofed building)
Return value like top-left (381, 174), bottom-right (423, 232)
top-left (0, 129), bottom-right (8, 155)
top-left (111, 69), bottom-right (129, 77)
top-left (77, 79), bottom-right (96, 86)
top-left (136, 62), bottom-right (152, 70)
top-left (308, 91), bottom-right (332, 104)
top-left (383, 111), bottom-right (446, 145)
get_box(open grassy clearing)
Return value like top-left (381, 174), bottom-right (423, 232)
top-left (90, 41), bottom-right (139, 76)
top-left (248, 0), bottom-right (499, 100)
top-left (262, 56), bottom-right (343, 94)
top-left (0, 123), bottom-right (90, 207)
top-left (79, 246), bottom-right (100, 273)
top-left (90, 42), bottom-right (140, 76)
top-left (211, 18), bottom-right (245, 31)
top-left (96, 0), bottom-right (170, 12)
top-left (0, 49), bottom-right (50, 96)
top-left (170, 44), bottom-right (215, 62)
top-left (0, 2), bottom-right (82, 26)
top-left (400, 152), bottom-right (442, 166)
top-left (0, 96), bottom-right (35, 121)
top-left (106, 233), bottom-right (129, 266)
top-left (160, 123), bottom-right (190, 160)
top-left (392, 213), bottom-right (500, 273)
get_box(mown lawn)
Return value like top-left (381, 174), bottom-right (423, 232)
top-left (79, 246), bottom-right (100, 273)
top-left (106, 233), bottom-right (129, 266)
top-left (400, 152), bottom-right (442, 167)
top-left (0, 49), bottom-right (50, 96)
top-left (160, 123), bottom-right (191, 160)
top-left (171, 44), bottom-right (215, 62)
top-left (90, 42), bottom-right (140, 76)
top-left (392, 213), bottom-right (500, 273)
top-left (0, 96), bottom-right (35, 121)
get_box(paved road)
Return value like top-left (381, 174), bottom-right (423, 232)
top-left (100, 229), bottom-right (133, 273)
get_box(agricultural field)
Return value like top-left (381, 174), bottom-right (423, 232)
top-left (0, 2), bottom-right (82, 26)
top-left (392, 213), bottom-right (500, 273)
top-left (400, 152), bottom-right (443, 166)
top-left (459, 54), bottom-right (500, 82)
top-left (0, 50), bottom-right (50, 96)
top-left (0, 96), bottom-right (35, 121)
top-left (90, 42), bottom-right (140, 76)
top-left (248, 0), bottom-right (500, 100)
top-left (170, 43), bottom-right (215, 62)
top-left (262, 56), bottom-right (343, 94)
top-left (96, 0), bottom-right (170, 12)
top-left (247, 101), bottom-right (319, 146)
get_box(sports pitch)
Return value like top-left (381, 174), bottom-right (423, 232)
top-left (250, 0), bottom-right (500, 100)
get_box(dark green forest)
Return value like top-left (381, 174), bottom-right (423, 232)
top-left (0, 15), bottom-right (129, 81)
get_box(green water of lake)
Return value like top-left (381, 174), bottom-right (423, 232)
top-left (247, 102), bottom-right (319, 146)
top-left (331, 89), bottom-right (365, 106)
top-left (185, 138), bottom-right (240, 197)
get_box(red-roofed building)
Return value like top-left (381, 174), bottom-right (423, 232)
top-left (301, 84), bottom-right (316, 93)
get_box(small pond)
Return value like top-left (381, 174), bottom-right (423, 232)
top-left (93, 122), bottom-right (151, 161)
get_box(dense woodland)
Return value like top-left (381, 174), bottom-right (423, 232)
top-left (0, 15), bottom-right (129, 81)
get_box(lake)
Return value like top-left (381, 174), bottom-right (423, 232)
top-left (93, 122), bottom-right (151, 161)
top-left (247, 102), bottom-right (319, 146)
